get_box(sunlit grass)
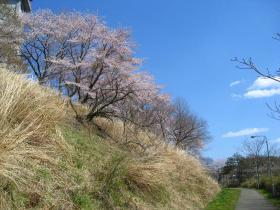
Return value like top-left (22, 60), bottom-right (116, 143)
top-left (205, 188), bottom-right (241, 210)
top-left (0, 68), bottom-right (220, 209)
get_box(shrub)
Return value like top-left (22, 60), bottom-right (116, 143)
top-left (242, 176), bottom-right (280, 198)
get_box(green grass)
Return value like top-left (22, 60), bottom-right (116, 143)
top-left (204, 188), bottom-right (241, 210)
top-left (258, 189), bottom-right (280, 209)
top-left (62, 126), bottom-right (127, 209)
top-left (62, 125), bottom-right (170, 210)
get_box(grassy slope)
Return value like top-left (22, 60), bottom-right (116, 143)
top-left (205, 188), bottom-right (241, 210)
top-left (0, 68), bottom-right (70, 209)
top-left (63, 126), bottom-right (171, 209)
top-left (0, 68), bottom-right (220, 209)
top-left (63, 125), bottom-right (219, 210)
top-left (0, 119), bottom-right (220, 210)
top-left (0, 120), bottom-right (220, 210)
top-left (61, 127), bottom-right (185, 209)
top-left (258, 189), bottom-right (280, 209)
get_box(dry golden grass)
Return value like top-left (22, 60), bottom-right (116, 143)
top-left (94, 118), bottom-right (220, 210)
top-left (0, 68), bottom-right (71, 208)
top-left (0, 68), bottom-right (219, 209)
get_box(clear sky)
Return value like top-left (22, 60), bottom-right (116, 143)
top-left (32, 0), bottom-right (280, 160)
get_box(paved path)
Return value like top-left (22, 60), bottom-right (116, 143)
top-left (235, 189), bottom-right (278, 210)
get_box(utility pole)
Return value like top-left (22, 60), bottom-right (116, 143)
top-left (251, 135), bottom-right (275, 196)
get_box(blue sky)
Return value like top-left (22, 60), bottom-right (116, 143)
top-left (33, 0), bottom-right (280, 160)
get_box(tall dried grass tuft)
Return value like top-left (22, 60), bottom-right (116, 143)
top-left (95, 118), bottom-right (220, 209)
top-left (0, 68), bottom-right (67, 195)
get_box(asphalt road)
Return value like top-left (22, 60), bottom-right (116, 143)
top-left (235, 188), bottom-right (278, 210)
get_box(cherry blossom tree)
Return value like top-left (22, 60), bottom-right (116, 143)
top-left (117, 72), bottom-right (171, 137)
top-left (20, 10), bottom-right (171, 125)
top-left (20, 10), bottom-right (141, 121)
top-left (20, 10), bottom-right (210, 154)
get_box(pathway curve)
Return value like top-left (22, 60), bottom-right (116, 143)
top-left (235, 188), bottom-right (277, 210)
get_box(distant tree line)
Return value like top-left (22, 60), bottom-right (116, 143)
top-left (219, 141), bottom-right (280, 189)
top-left (220, 154), bottom-right (279, 186)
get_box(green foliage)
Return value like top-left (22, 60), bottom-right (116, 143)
top-left (242, 176), bottom-right (280, 198)
top-left (241, 177), bottom-right (257, 188)
top-left (204, 188), bottom-right (241, 210)
top-left (258, 189), bottom-right (280, 208)
top-left (70, 191), bottom-right (98, 210)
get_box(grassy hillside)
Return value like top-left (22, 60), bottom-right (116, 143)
top-left (0, 68), bottom-right (220, 209)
